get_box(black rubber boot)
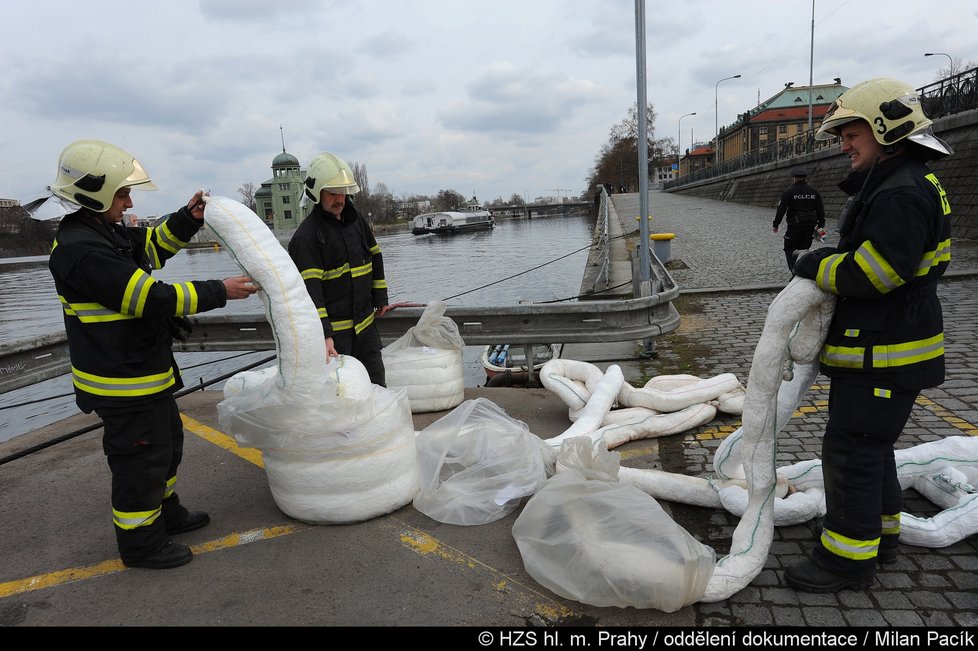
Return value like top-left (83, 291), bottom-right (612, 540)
top-left (122, 541), bottom-right (193, 569)
top-left (784, 558), bottom-right (873, 593)
top-left (877, 546), bottom-right (898, 565)
top-left (165, 510), bottom-right (210, 535)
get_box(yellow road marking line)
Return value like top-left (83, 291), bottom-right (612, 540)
top-left (181, 413), bottom-right (264, 467)
top-left (917, 395), bottom-right (978, 436)
top-left (0, 524), bottom-right (304, 599)
top-left (390, 517), bottom-right (576, 622)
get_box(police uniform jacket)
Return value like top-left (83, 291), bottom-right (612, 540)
top-left (793, 154), bottom-right (951, 391)
top-left (288, 201), bottom-right (388, 340)
top-left (49, 207), bottom-right (228, 412)
top-left (773, 181), bottom-right (826, 229)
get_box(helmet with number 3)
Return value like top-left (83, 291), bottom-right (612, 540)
top-left (816, 78), bottom-right (953, 158)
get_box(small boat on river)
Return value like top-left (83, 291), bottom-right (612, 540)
top-left (411, 210), bottom-right (494, 235)
top-left (481, 343), bottom-right (562, 382)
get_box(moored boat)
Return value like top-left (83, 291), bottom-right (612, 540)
top-left (411, 210), bottom-right (494, 235)
top-left (481, 343), bottom-right (562, 381)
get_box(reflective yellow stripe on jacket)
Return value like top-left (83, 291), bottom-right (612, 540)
top-left (815, 240), bottom-right (947, 294)
top-left (821, 334), bottom-right (944, 370)
top-left (329, 311), bottom-right (375, 335)
top-left (121, 269), bottom-right (155, 317)
top-left (71, 366), bottom-right (176, 397)
top-left (872, 333), bottom-right (944, 368)
top-left (60, 297), bottom-right (136, 323)
top-left (152, 218), bottom-right (190, 257)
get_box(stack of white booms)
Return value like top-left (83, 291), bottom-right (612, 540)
top-left (382, 300), bottom-right (465, 413)
top-left (205, 196), bottom-right (419, 523)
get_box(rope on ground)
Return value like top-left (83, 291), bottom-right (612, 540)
top-left (0, 354), bottom-right (276, 466)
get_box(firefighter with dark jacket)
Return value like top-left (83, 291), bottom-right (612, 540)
top-left (288, 152), bottom-right (390, 386)
top-left (46, 140), bottom-right (259, 569)
top-left (785, 79), bottom-right (953, 593)
top-left (773, 167), bottom-right (826, 271)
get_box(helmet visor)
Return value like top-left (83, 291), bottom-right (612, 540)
top-left (815, 100), bottom-right (860, 140)
top-left (123, 158), bottom-right (157, 191)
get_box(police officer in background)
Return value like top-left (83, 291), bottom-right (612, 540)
top-left (786, 78), bottom-right (953, 592)
top-left (773, 167), bottom-right (826, 271)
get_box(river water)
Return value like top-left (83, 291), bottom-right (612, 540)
top-left (0, 212), bottom-right (593, 443)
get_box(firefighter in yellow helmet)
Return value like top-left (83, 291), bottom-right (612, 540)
top-left (787, 79), bottom-right (953, 592)
top-left (47, 140), bottom-right (259, 569)
top-left (288, 152), bottom-right (390, 386)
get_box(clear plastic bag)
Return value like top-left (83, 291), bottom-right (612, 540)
top-left (412, 398), bottom-right (552, 525)
top-left (512, 438), bottom-right (715, 611)
top-left (383, 300), bottom-right (464, 352)
top-left (383, 300), bottom-right (466, 413)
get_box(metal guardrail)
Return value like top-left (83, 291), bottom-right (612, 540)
top-left (0, 239), bottom-right (681, 395)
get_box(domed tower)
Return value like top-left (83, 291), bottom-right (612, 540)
top-left (256, 128), bottom-right (309, 230)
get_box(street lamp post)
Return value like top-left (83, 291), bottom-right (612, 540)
top-left (925, 52), bottom-right (954, 75)
top-left (677, 112), bottom-right (695, 176)
top-left (715, 74), bottom-right (741, 166)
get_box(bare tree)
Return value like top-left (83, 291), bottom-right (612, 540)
top-left (237, 183), bottom-right (257, 212)
top-left (585, 102), bottom-right (666, 196)
top-left (350, 162), bottom-right (370, 198)
top-left (433, 189), bottom-right (465, 211)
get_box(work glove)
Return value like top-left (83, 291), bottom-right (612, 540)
top-left (168, 316), bottom-right (193, 343)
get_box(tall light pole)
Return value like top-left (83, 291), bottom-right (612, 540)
top-left (634, 0), bottom-right (650, 282)
top-left (715, 74), bottom-right (741, 166)
top-left (925, 52), bottom-right (954, 74)
top-left (807, 0), bottom-right (815, 132)
top-left (678, 112), bottom-right (695, 176)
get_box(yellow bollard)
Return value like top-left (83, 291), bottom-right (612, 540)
top-left (649, 232), bottom-right (675, 263)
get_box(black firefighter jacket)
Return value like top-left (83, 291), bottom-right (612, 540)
top-left (793, 154), bottom-right (951, 391)
top-left (288, 201), bottom-right (389, 340)
top-left (49, 207), bottom-right (228, 412)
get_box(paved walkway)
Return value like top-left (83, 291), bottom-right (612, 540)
top-left (1, 192), bottom-right (975, 628)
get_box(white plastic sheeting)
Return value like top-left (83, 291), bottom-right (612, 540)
top-left (512, 438), bottom-right (715, 611)
top-left (382, 301), bottom-right (465, 413)
top-left (204, 196), bottom-right (419, 524)
top-left (413, 398), bottom-right (554, 525)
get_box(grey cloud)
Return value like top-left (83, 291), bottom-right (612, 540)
top-left (361, 30), bottom-right (415, 59)
top-left (439, 64), bottom-right (599, 134)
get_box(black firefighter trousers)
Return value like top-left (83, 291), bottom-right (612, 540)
top-left (814, 376), bottom-right (918, 576)
top-left (97, 396), bottom-right (192, 561)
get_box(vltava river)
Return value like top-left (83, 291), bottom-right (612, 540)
top-left (0, 212), bottom-right (593, 442)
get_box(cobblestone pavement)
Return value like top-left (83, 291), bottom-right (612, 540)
top-left (608, 192), bottom-right (978, 627)
top-left (615, 191), bottom-right (978, 291)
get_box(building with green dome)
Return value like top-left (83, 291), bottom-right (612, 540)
top-left (255, 149), bottom-right (312, 230)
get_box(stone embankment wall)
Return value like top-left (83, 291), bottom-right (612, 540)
top-left (668, 110), bottom-right (978, 240)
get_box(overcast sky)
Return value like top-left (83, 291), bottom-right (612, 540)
top-left (1, 0), bottom-right (974, 216)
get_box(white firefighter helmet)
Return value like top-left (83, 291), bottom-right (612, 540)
top-left (50, 140), bottom-right (157, 212)
top-left (303, 152), bottom-right (360, 202)
top-left (816, 78), bottom-right (952, 158)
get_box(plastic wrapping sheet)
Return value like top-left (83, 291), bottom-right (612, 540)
top-left (413, 398), bottom-right (553, 525)
top-left (513, 438), bottom-right (715, 611)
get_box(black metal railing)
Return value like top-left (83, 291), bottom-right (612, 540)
top-left (918, 67), bottom-right (978, 119)
top-left (666, 68), bottom-right (978, 190)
